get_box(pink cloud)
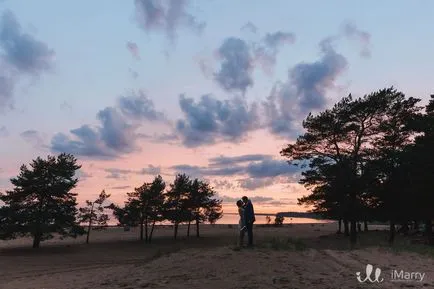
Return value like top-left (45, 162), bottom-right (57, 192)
top-left (126, 41), bottom-right (140, 60)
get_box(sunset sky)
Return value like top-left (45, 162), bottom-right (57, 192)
top-left (0, 0), bottom-right (433, 215)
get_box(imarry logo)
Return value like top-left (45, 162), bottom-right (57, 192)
top-left (356, 264), bottom-right (384, 283)
top-left (356, 264), bottom-right (426, 283)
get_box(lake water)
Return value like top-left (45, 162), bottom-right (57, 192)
top-left (107, 214), bottom-right (331, 226)
top-left (218, 214), bottom-right (331, 224)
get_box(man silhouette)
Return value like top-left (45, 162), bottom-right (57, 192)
top-left (242, 196), bottom-right (255, 246)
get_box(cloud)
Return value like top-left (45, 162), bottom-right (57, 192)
top-left (128, 68), bottom-right (139, 79)
top-left (60, 101), bottom-right (72, 111)
top-left (20, 129), bottom-right (46, 148)
top-left (214, 37), bottom-right (254, 94)
top-left (0, 10), bottom-right (54, 108)
top-left (134, 0), bottom-right (205, 41)
top-left (253, 31), bottom-right (296, 73)
top-left (237, 178), bottom-right (274, 190)
top-left (51, 107), bottom-right (138, 159)
top-left (212, 32), bottom-right (295, 93)
top-left (138, 164), bottom-right (161, 175)
top-left (0, 73), bottom-right (14, 109)
top-left (51, 91), bottom-right (166, 159)
top-left (176, 94), bottom-right (259, 147)
top-left (245, 159), bottom-right (300, 178)
top-left (117, 90), bottom-right (166, 121)
top-left (0, 10), bottom-right (54, 74)
top-left (97, 107), bottom-right (138, 153)
top-left (105, 168), bottom-right (132, 179)
top-left (104, 165), bottom-right (162, 179)
top-left (221, 195), bottom-right (274, 203)
top-left (170, 164), bottom-right (245, 178)
top-left (213, 179), bottom-right (235, 190)
top-left (126, 41), bottom-right (140, 60)
top-left (154, 132), bottom-right (178, 142)
top-left (208, 154), bottom-right (272, 167)
top-left (170, 155), bottom-right (302, 180)
top-left (241, 22), bottom-right (257, 34)
top-left (263, 39), bottom-right (347, 138)
top-left (342, 22), bottom-right (371, 58)
top-left (75, 169), bottom-right (92, 181)
top-left (0, 125), bottom-right (8, 137)
top-left (219, 194), bottom-right (297, 208)
top-left (110, 185), bottom-right (131, 190)
top-left (263, 31), bottom-right (296, 49)
top-left (197, 57), bottom-right (214, 79)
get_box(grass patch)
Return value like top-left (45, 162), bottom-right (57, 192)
top-left (388, 242), bottom-right (434, 257)
top-left (259, 237), bottom-right (307, 251)
top-left (230, 245), bottom-right (242, 251)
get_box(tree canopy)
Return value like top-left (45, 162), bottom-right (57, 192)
top-left (0, 153), bottom-right (84, 248)
top-left (281, 87), bottom-right (433, 245)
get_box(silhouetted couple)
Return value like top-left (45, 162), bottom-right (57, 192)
top-left (236, 196), bottom-right (255, 246)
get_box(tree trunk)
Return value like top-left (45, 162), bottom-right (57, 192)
top-left (149, 220), bottom-right (156, 242)
top-left (414, 220), bottom-right (419, 231)
top-left (86, 203), bottom-right (94, 244)
top-left (424, 219), bottom-right (433, 245)
top-left (86, 218), bottom-right (92, 244)
top-left (187, 219), bottom-right (191, 237)
top-left (343, 219), bottom-right (349, 236)
top-left (145, 216), bottom-right (149, 243)
top-left (174, 223), bottom-right (178, 240)
top-left (196, 216), bottom-right (200, 238)
top-left (364, 220), bottom-right (368, 231)
top-left (140, 219), bottom-right (144, 241)
top-left (357, 222), bottom-right (362, 233)
top-left (350, 220), bottom-right (357, 245)
top-left (388, 221), bottom-right (395, 245)
top-left (337, 219), bottom-right (342, 234)
top-left (32, 233), bottom-right (42, 248)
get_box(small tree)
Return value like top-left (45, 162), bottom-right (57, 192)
top-left (0, 153), bottom-right (84, 248)
top-left (164, 174), bottom-right (191, 239)
top-left (109, 203), bottom-right (139, 227)
top-left (274, 215), bottom-right (284, 226)
top-left (205, 198), bottom-right (223, 229)
top-left (78, 190), bottom-right (111, 244)
top-left (117, 175), bottom-right (166, 242)
top-left (265, 215), bottom-right (272, 225)
top-left (185, 179), bottom-right (222, 237)
top-left (147, 175), bottom-right (166, 242)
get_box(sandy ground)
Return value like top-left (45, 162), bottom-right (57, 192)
top-left (0, 223), bottom-right (433, 289)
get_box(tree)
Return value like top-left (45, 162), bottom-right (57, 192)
top-left (0, 153), bottom-right (84, 248)
top-left (265, 215), bottom-right (272, 225)
top-left (363, 92), bottom-right (421, 243)
top-left (185, 179), bottom-right (223, 237)
top-left (274, 215), bottom-right (284, 226)
top-left (123, 175), bottom-right (166, 242)
top-left (402, 95), bottom-right (434, 245)
top-left (164, 174), bottom-right (191, 239)
top-left (282, 88), bottom-right (418, 245)
top-left (78, 190), bottom-right (111, 244)
top-left (109, 202), bottom-right (139, 227)
top-left (205, 198), bottom-right (223, 228)
top-left (146, 176), bottom-right (166, 242)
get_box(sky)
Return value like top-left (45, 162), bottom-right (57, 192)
top-left (0, 0), bottom-right (433, 214)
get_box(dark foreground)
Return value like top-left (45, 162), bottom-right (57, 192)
top-left (0, 223), bottom-right (433, 289)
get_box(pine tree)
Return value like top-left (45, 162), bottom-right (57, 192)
top-left (164, 174), bottom-right (191, 239)
top-left (78, 190), bottom-right (111, 244)
top-left (0, 153), bottom-right (84, 248)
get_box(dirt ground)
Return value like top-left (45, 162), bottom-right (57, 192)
top-left (0, 223), bottom-right (433, 289)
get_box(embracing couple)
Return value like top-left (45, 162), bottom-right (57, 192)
top-left (236, 196), bottom-right (255, 247)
